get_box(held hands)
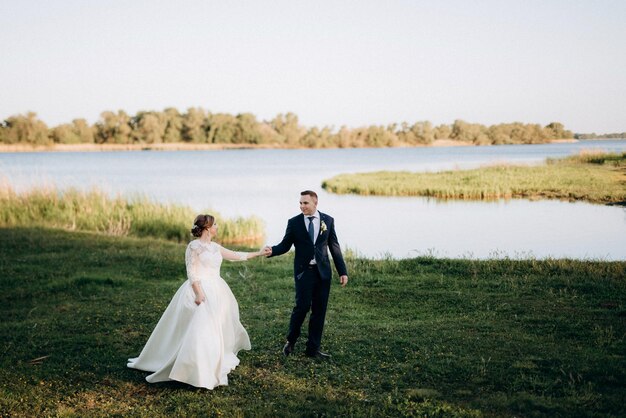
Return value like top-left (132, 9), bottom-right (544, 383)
top-left (250, 247), bottom-right (271, 258)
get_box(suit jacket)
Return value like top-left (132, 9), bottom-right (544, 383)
top-left (271, 212), bottom-right (348, 281)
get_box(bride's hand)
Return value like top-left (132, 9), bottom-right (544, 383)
top-left (195, 294), bottom-right (205, 305)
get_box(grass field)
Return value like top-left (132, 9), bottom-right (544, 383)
top-left (322, 152), bottom-right (626, 204)
top-left (1, 227), bottom-right (624, 416)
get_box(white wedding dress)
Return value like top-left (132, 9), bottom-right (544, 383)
top-left (127, 240), bottom-right (251, 389)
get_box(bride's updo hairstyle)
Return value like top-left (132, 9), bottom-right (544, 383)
top-left (191, 214), bottom-right (215, 237)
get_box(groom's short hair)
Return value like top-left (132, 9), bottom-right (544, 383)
top-left (301, 190), bottom-right (318, 203)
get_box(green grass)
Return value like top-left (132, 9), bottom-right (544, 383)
top-left (0, 183), bottom-right (265, 245)
top-left (1, 227), bottom-right (625, 417)
top-left (322, 152), bottom-right (626, 204)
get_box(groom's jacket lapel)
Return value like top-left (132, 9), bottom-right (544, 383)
top-left (316, 212), bottom-right (328, 246)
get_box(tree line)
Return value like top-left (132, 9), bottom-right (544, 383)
top-left (0, 109), bottom-right (574, 148)
top-left (574, 132), bottom-right (626, 139)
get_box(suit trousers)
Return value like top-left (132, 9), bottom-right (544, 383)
top-left (287, 264), bottom-right (331, 352)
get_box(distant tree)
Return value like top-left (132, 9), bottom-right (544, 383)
top-left (51, 124), bottom-right (79, 144)
top-left (256, 122), bottom-right (283, 144)
top-left (397, 122), bottom-right (417, 144)
top-left (410, 121), bottom-right (434, 144)
top-left (332, 126), bottom-right (354, 148)
top-left (473, 132), bottom-right (491, 145)
top-left (574, 133), bottom-right (596, 139)
top-left (301, 127), bottom-right (321, 148)
top-left (162, 108), bottom-right (183, 143)
top-left (575, 132), bottom-right (626, 139)
top-left (182, 108), bottom-right (208, 143)
top-left (433, 123), bottom-right (452, 140)
top-left (134, 112), bottom-right (166, 144)
top-left (361, 125), bottom-right (397, 147)
top-left (318, 126), bottom-right (334, 148)
top-left (270, 113), bottom-right (304, 146)
top-left (508, 123), bottom-right (530, 144)
top-left (451, 120), bottom-right (488, 144)
top-left (207, 113), bottom-right (237, 144)
top-left (44, 118), bottom-right (94, 144)
top-left (301, 126), bottom-right (333, 148)
top-left (348, 127), bottom-right (365, 147)
top-left (234, 113), bottom-right (262, 144)
top-left (2, 112), bottom-right (50, 145)
top-left (526, 124), bottom-right (547, 144)
top-left (72, 119), bottom-right (95, 143)
top-left (487, 124), bottom-right (512, 145)
top-left (544, 122), bottom-right (572, 139)
top-left (96, 110), bottom-right (133, 144)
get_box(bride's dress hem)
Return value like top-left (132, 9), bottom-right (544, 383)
top-left (128, 348), bottom-right (249, 390)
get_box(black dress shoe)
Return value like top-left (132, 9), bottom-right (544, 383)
top-left (305, 350), bottom-right (331, 359)
top-left (282, 342), bottom-right (295, 356)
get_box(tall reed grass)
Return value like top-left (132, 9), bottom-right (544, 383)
top-left (322, 151), bottom-right (626, 204)
top-left (0, 183), bottom-right (265, 245)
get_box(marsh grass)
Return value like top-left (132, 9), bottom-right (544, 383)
top-left (0, 183), bottom-right (265, 245)
top-left (1, 228), bottom-right (624, 417)
top-left (322, 152), bottom-right (626, 204)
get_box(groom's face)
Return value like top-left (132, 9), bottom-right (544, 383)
top-left (299, 195), bottom-right (317, 216)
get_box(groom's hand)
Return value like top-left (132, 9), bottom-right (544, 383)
top-left (339, 275), bottom-right (348, 287)
top-left (263, 246), bottom-right (272, 257)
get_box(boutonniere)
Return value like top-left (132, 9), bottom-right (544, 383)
top-left (320, 220), bottom-right (327, 234)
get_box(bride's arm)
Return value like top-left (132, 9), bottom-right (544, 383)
top-left (219, 245), bottom-right (269, 261)
top-left (191, 282), bottom-right (205, 305)
top-left (186, 245), bottom-right (205, 305)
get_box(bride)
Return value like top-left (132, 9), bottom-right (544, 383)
top-left (128, 214), bottom-right (269, 389)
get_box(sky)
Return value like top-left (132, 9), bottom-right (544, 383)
top-left (1, 0), bottom-right (625, 134)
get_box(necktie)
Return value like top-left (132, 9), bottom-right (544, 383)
top-left (308, 216), bottom-right (315, 243)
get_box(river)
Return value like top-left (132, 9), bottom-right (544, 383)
top-left (1, 140), bottom-right (625, 260)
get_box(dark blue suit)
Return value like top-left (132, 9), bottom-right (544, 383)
top-left (271, 212), bottom-right (347, 352)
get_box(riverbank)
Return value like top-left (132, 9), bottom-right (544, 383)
top-left (0, 142), bottom-right (281, 153)
top-left (0, 138), bottom-right (579, 153)
top-left (1, 227), bottom-right (624, 416)
top-left (0, 183), bottom-right (265, 245)
top-left (322, 151), bottom-right (626, 205)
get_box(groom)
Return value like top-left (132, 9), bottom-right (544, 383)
top-left (266, 190), bottom-right (348, 359)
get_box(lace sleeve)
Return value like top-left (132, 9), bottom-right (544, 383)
top-left (185, 243), bottom-right (201, 283)
top-left (218, 244), bottom-right (248, 261)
